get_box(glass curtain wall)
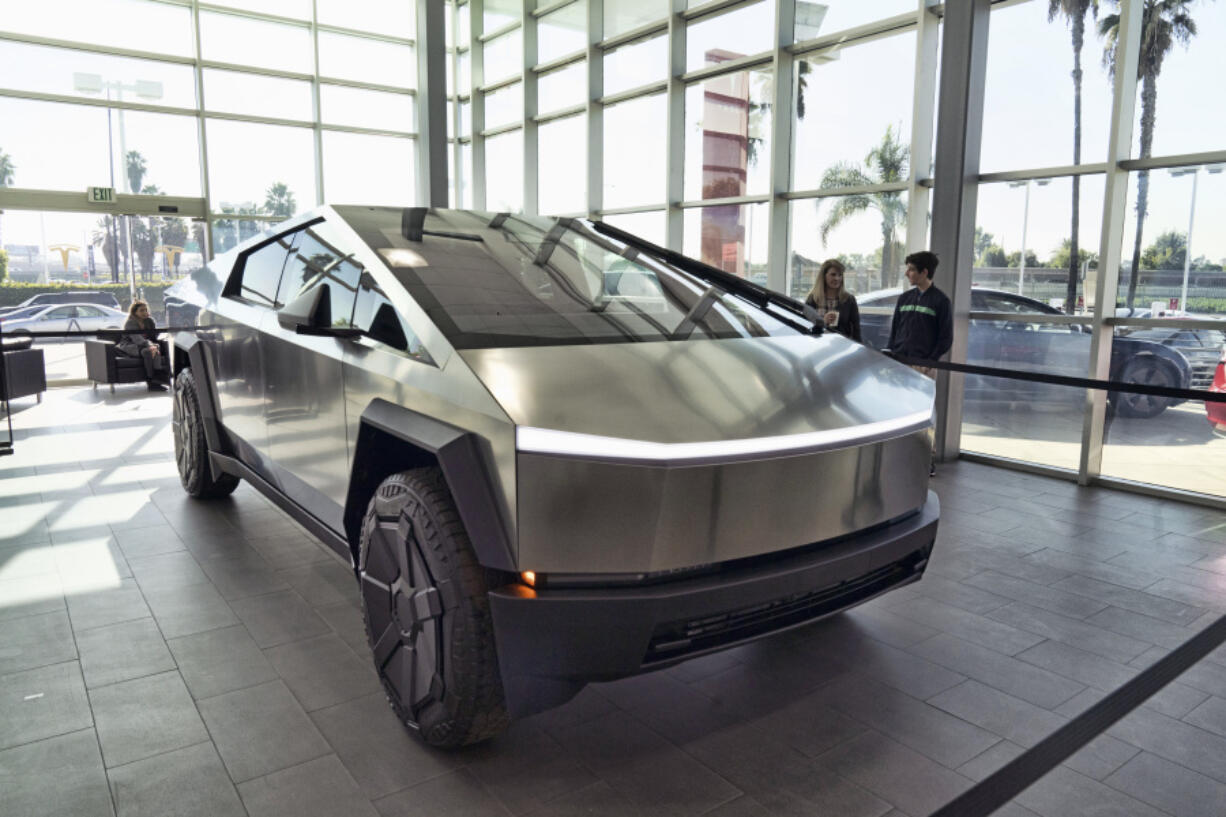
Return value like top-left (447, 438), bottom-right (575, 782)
top-left (6, 1), bottom-right (1217, 506)
top-left (970, 0), bottom-right (1226, 501)
top-left (0, 0), bottom-right (419, 256)
top-left (449, 0), bottom-right (936, 290)
top-left (447, 0), bottom-right (1223, 506)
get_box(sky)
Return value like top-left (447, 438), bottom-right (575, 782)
top-left (1, 0), bottom-right (1224, 275)
top-left (789, 0), bottom-right (1226, 271)
top-left (979, 0), bottom-right (1226, 266)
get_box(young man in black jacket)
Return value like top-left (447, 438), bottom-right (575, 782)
top-left (885, 250), bottom-right (952, 475)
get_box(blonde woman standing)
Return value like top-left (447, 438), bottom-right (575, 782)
top-left (804, 258), bottom-right (861, 342)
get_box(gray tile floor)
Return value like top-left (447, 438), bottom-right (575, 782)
top-left (2, 386), bottom-right (1226, 817)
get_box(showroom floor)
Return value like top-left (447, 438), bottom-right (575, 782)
top-left (2, 387), bottom-right (1226, 817)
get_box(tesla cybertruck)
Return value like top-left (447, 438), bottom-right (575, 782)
top-left (165, 206), bottom-right (939, 747)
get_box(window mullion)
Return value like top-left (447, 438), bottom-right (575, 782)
top-left (664, 0), bottom-right (686, 251)
top-left (1080, 0), bottom-right (1143, 483)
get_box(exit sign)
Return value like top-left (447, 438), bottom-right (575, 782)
top-left (87, 186), bottom-right (115, 203)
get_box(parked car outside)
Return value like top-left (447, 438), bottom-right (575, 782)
top-left (859, 287), bottom-right (1193, 418)
top-left (0, 291), bottom-right (122, 317)
top-left (1113, 307), bottom-right (1225, 393)
top-left (0, 302), bottom-right (128, 338)
top-left (165, 206), bottom-right (940, 747)
top-left (0, 305), bottom-right (49, 323)
top-left (1207, 349), bottom-right (1226, 436)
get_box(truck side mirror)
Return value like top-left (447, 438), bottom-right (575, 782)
top-left (277, 284), bottom-right (331, 332)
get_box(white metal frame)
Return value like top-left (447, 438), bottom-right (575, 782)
top-left (3, 0), bottom-right (1223, 508)
top-left (0, 0), bottom-right (421, 256)
top-left (440, 0), bottom-right (1223, 508)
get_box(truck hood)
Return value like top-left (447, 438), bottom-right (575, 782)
top-left (459, 334), bottom-right (933, 462)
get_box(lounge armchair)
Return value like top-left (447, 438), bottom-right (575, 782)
top-left (1, 336), bottom-right (47, 403)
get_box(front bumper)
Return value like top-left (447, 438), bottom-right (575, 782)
top-left (488, 491), bottom-right (939, 717)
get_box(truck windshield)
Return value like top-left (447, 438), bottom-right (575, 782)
top-left (358, 209), bottom-right (803, 350)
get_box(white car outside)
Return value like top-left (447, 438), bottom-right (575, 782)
top-left (0, 303), bottom-right (128, 337)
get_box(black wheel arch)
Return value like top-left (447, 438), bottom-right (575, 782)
top-left (1112, 341), bottom-right (1193, 389)
top-left (172, 332), bottom-right (232, 469)
top-left (343, 399), bottom-right (516, 573)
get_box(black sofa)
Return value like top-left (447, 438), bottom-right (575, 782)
top-left (1, 336), bottom-right (47, 403)
top-left (85, 338), bottom-right (169, 393)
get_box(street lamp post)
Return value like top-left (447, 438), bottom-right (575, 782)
top-left (1169, 164), bottom-right (1224, 313)
top-left (1008, 178), bottom-right (1050, 297)
top-left (72, 73), bottom-right (163, 302)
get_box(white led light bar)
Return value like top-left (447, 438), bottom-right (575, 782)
top-left (516, 410), bottom-right (933, 463)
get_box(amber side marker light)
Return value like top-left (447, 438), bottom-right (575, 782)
top-left (520, 571), bottom-right (537, 587)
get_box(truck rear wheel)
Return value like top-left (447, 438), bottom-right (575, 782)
top-left (172, 367), bottom-right (240, 498)
top-left (1112, 356), bottom-right (1175, 419)
top-left (357, 467), bottom-right (508, 748)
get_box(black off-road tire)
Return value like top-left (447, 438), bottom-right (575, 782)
top-left (357, 468), bottom-right (508, 748)
top-left (172, 367), bottom-right (240, 498)
top-left (1112, 356), bottom-right (1176, 419)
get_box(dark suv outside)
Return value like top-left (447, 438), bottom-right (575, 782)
top-left (859, 287), bottom-right (1193, 418)
top-left (165, 206), bottom-right (940, 746)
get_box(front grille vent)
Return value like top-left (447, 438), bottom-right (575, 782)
top-left (643, 549), bottom-right (926, 664)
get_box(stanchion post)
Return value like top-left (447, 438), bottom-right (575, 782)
top-left (0, 318), bottom-right (13, 455)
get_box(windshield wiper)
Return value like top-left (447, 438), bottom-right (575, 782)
top-left (591, 220), bottom-right (819, 335)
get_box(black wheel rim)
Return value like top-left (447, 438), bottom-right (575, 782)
top-left (361, 514), bottom-right (443, 720)
top-left (1123, 360), bottom-right (1167, 416)
top-left (172, 382), bottom-right (193, 480)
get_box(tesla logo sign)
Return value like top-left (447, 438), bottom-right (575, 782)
top-left (87, 186), bottom-right (115, 203)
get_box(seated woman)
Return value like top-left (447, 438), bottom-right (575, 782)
top-left (804, 258), bottom-right (861, 342)
top-left (117, 300), bottom-right (168, 392)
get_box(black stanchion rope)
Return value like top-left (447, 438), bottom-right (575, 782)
top-left (888, 352), bottom-right (1226, 404)
top-left (0, 323), bottom-right (12, 455)
top-left (6, 327), bottom-right (1225, 403)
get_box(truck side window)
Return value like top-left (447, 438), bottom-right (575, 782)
top-left (278, 225), bottom-right (361, 326)
top-left (233, 232), bottom-right (297, 307)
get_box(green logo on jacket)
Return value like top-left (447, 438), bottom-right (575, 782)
top-left (898, 304), bottom-right (937, 317)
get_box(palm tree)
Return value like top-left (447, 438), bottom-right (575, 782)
top-left (0, 148), bottom-right (14, 257)
top-left (1050, 0), bottom-right (1098, 313)
top-left (115, 150), bottom-right (151, 283)
top-left (816, 125), bottom-right (909, 287)
top-left (92, 218), bottom-right (120, 278)
top-left (1099, 0), bottom-right (1201, 308)
top-left (125, 150), bottom-right (148, 194)
top-left (263, 182), bottom-right (296, 219)
top-left (796, 60), bottom-right (811, 119)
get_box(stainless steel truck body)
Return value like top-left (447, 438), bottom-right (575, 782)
top-left (166, 206), bottom-right (939, 746)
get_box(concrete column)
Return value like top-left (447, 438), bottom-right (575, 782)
top-left (765, 0), bottom-right (796, 295)
top-left (586, 0), bottom-right (604, 219)
top-left (522, 0), bottom-right (539, 214)
top-left (417, 0), bottom-right (450, 207)
top-left (664, 0), bottom-right (686, 250)
top-left (471, 0), bottom-right (487, 209)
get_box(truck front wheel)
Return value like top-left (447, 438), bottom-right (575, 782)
top-left (172, 367), bottom-right (240, 498)
top-left (357, 467), bottom-right (509, 748)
